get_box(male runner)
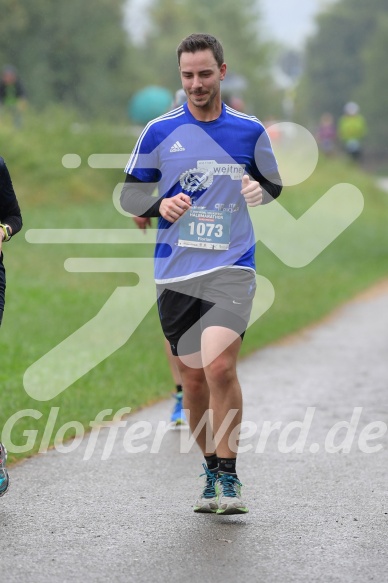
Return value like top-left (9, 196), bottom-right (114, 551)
top-left (121, 33), bottom-right (281, 514)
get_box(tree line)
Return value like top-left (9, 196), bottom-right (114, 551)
top-left (2, 0), bottom-right (385, 155)
top-left (0, 0), bottom-right (282, 121)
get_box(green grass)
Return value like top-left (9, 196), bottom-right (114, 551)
top-left (1, 110), bottom-right (388, 462)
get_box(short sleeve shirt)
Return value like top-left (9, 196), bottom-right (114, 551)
top-left (125, 102), bottom-right (278, 284)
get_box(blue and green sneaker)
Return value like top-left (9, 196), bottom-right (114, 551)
top-left (216, 472), bottom-right (248, 515)
top-left (0, 443), bottom-right (9, 497)
top-left (170, 392), bottom-right (187, 426)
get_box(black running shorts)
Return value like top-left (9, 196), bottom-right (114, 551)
top-left (156, 268), bottom-right (256, 356)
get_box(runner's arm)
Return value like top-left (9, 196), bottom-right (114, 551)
top-left (259, 171), bottom-right (282, 204)
top-left (120, 174), bottom-right (162, 218)
top-left (0, 157), bottom-right (23, 235)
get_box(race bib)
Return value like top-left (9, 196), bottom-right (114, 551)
top-left (178, 208), bottom-right (231, 250)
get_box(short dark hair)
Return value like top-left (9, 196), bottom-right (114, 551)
top-left (177, 33), bottom-right (224, 68)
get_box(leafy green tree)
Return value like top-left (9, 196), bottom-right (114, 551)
top-left (300, 1), bottom-right (375, 119)
top-left (0, 0), bottom-right (133, 118)
top-left (358, 15), bottom-right (388, 154)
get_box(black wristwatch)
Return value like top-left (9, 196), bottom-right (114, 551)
top-left (0, 224), bottom-right (12, 242)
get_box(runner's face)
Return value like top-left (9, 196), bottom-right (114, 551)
top-left (179, 49), bottom-right (226, 111)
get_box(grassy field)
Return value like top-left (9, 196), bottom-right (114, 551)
top-left (1, 109), bottom-right (388, 462)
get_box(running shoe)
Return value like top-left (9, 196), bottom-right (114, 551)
top-left (216, 472), bottom-right (248, 515)
top-left (193, 464), bottom-right (218, 513)
top-left (170, 392), bottom-right (187, 425)
top-left (0, 443), bottom-right (9, 497)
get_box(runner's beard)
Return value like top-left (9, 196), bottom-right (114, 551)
top-left (189, 92), bottom-right (210, 107)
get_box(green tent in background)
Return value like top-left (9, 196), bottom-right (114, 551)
top-left (128, 86), bottom-right (173, 124)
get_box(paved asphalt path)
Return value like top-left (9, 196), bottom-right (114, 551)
top-left (1, 284), bottom-right (388, 583)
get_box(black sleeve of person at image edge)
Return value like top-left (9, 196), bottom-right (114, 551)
top-left (0, 157), bottom-right (23, 234)
top-left (0, 156), bottom-right (23, 326)
top-left (120, 172), bottom-right (282, 217)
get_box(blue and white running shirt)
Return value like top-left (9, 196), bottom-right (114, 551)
top-left (125, 102), bottom-right (279, 284)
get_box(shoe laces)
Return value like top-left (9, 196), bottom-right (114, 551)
top-left (218, 472), bottom-right (242, 498)
top-left (199, 463), bottom-right (217, 498)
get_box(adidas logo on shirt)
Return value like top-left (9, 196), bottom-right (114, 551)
top-left (170, 141), bottom-right (185, 152)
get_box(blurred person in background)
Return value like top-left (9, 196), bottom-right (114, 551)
top-left (131, 215), bottom-right (187, 427)
top-left (338, 102), bottom-right (367, 161)
top-left (0, 65), bottom-right (27, 128)
top-left (131, 87), bottom-right (188, 427)
top-left (264, 116), bottom-right (282, 145)
top-left (172, 88), bottom-right (187, 109)
top-left (316, 112), bottom-right (337, 156)
top-left (0, 155), bottom-right (23, 496)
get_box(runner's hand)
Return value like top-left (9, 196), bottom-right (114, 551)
top-left (241, 174), bottom-right (263, 207)
top-left (160, 193), bottom-right (191, 223)
top-left (133, 217), bottom-right (151, 232)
